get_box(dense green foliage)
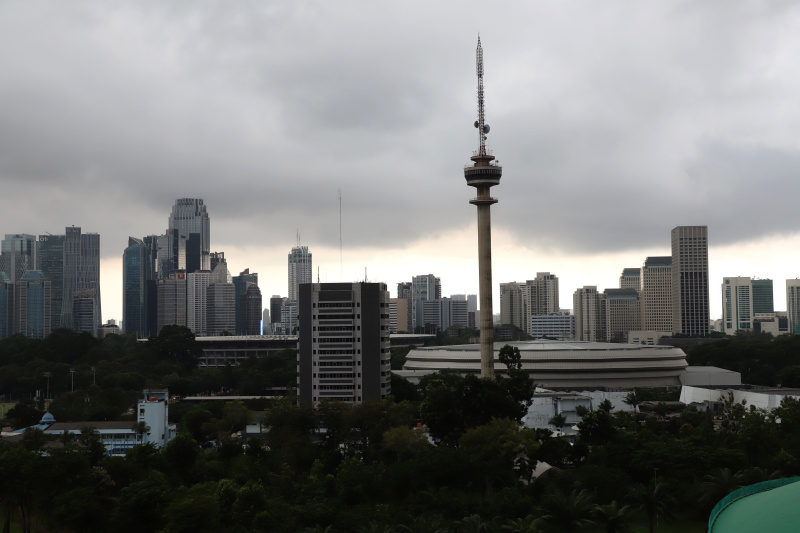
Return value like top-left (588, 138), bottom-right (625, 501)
top-left (3, 332), bottom-right (800, 531)
top-left (685, 335), bottom-right (800, 385)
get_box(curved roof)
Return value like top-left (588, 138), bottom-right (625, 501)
top-left (403, 340), bottom-right (688, 388)
top-left (710, 478), bottom-right (800, 532)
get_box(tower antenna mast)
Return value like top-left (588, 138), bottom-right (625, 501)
top-left (477, 36), bottom-right (487, 157)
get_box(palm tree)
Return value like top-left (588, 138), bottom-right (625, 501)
top-left (396, 515), bottom-right (449, 533)
top-left (457, 514), bottom-right (496, 533)
top-left (548, 413), bottom-right (567, 436)
top-left (592, 501), bottom-right (633, 533)
top-left (699, 468), bottom-right (746, 507)
top-left (626, 482), bottom-right (676, 533)
top-left (622, 391), bottom-right (641, 413)
top-left (501, 515), bottom-right (541, 533)
top-left (538, 488), bottom-right (596, 533)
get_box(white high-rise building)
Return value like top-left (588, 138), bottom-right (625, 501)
top-left (604, 288), bottom-right (640, 342)
top-left (288, 246), bottom-right (312, 303)
top-left (672, 226), bottom-right (709, 336)
top-left (500, 282), bottom-right (527, 331)
top-left (619, 268), bottom-right (640, 290)
top-left (186, 271), bottom-right (210, 336)
top-left (722, 277), bottom-right (754, 334)
top-left (787, 279), bottom-right (800, 335)
top-left (641, 256), bottom-right (673, 332)
top-left (573, 286), bottom-right (604, 341)
top-left (411, 274), bottom-right (441, 329)
top-left (525, 272), bottom-right (559, 334)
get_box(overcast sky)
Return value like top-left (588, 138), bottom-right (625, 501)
top-left (3, 1), bottom-right (800, 323)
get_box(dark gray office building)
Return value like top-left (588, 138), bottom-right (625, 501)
top-left (37, 234), bottom-right (65, 329)
top-left (298, 282), bottom-right (391, 405)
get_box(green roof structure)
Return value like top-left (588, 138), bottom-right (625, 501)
top-left (709, 477), bottom-right (800, 532)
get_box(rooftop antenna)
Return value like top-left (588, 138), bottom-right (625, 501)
top-left (296, 230), bottom-right (301, 247)
top-left (476, 34), bottom-right (487, 157)
top-left (339, 188), bottom-right (343, 281)
top-left (317, 266), bottom-right (320, 283)
top-left (365, 267), bottom-right (368, 283)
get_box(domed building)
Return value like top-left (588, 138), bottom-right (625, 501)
top-left (400, 339), bottom-right (688, 388)
top-left (709, 478), bottom-right (800, 533)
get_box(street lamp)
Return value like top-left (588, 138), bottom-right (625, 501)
top-left (43, 372), bottom-right (52, 400)
top-left (70, 368), bottom-right (75, 392)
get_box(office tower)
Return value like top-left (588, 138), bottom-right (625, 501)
top-left (209, 251), bottom-right (227, 279)
top-left (0, 234), bottom-right (37, 284)
top-left (270, 295), bottom-right (283, 329)
top-left (423, 297), bottom-right (469, 331)
top-left (526, 273), bottom-right (560, 334)
top-left (0, 273), bottom-right (10, 339)
top-left (500, 282), bottom-right (527, 331)
top-left (671, 226), bottom-right (709, 336)
top-left (157, 229), bottom-right (186, 279)
top-left (530, 312), bottom-right (575, 340)
top-left (751, 279), bottom-right (774, 314)
top-left (281, 300), bottom-right (298, 334)
top-left (464, 37), bottom-right (502, 379)
top-left (37, 234), bottom-right (65, 328)
top-left (604, 288), bottom-right (640, 342)
top-left (411, 274), bottom-right (441, 329)
top-left (390, 297), bottom-right (410, 333)
top-left (240, 284), bottom-right (262, 336)
top-left (396, 282), bottom-right (413, 333)
top-left (298, 282), bottom-right (391, 405)
top-left (123, 238), bottom-right (148, 337)
top-left (722, 277), bottom-right (753, 334)
top-left (168, 198), bottom-right (210, 272)
top-left (157, 270), bottom-right (187, 332)
top-left (641, 256), bottom-right (673, 332)
top-left (288, 246), bottom-right (312, 302)
top-left (786, 279), bottom-right (800, 335)
top-left (61, 227), bottom-right (101, 335)
top-left (466, 294), bottom-right (478, 312)
top-left (207, 282), bottom-right (235, 336)
top-left (14, 270), bottom-right (51, 338)
top-left (186, 271), bottom-right (211, 336)
top-left (573, 286), bottom-right (605, 341)
top-left (72, 289), bottom-right (96, 334)
top-left (262, 309), bottom-right (270, 334)
top-left (233, 269), bottom-right (258, 334)
top-left (620, 268), bottom-right (640, 290)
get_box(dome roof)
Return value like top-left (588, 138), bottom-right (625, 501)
top-left (39, 412), bottom-right (55, 424)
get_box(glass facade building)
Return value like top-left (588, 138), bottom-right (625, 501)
top-left (168, 198), bottom-right (210, 272)
top-left (123, 238), bottom-right (147, 337)
top-left (38, 234), bottom-right (65, 329)
top-left (752, 279), bottom-right (774, 315)
top-left (16, 270), bottom-right (51, 338)
top-left (0, 234), bottom-right (37, 284)
top-left (62, 227), bottom-right (101, 335)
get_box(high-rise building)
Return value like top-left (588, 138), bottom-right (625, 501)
top-left (233, 269), bottom-right (258, 335)
top-left (641, 256), bottom-right (673, 332)
top-left (786, 279), bottom-right (800, 335)
top-left (168, 198), bottom-right (210, 272)
top-left (262, 308), bottom-right (270, 334)
top-left (37, 234), bottom-right (65, 328)
top-left (619, 268), bottom-right (640, 290)
top-left (207, 282), bottom-right (235, 336)
top-left (288, 246), bottom-right (312, 303)
top-left (15, 270), bottom-right (51, 338)
top-left (500, 282), bottom-right (527, 331)
top-left (0, 234), bottom-right (37, 284)
top-left (671, 226), bottom-right (709, 336)
top-left (526, 273), bottom-right (560, 333)
top-left (722, 277), bottom-right (753, 334)
top-left (396, 282), bottom-right (413, 333)
top-left (240, 284), bottom-right (262, 336)
top-left (752, 279), bottom-right (774, 315)
top-left (389, 297), bottom-right (411, 333)
top-left (280, 300), bottom-right (298, 335)
top-left (604, 288), bottom-right (640, 342)
top-left (530, 312), bottom-right (574, 340)
top-left (209, 252), bottom-right (227, 279)
top-left (123, 238), bottom-right (148, 338)
top-left (61, 227), bottom-right (101, 335)
top-left (270, 295), bottom-right (283, 329)
top-left (157, 270), bottom-right (186, 332)
top-left (157, 229), bottom-right (186, 280)
top-left (573, 286), bottom-right (605, 342)
top-left (72, 289), bottom-right (96, 335)
top-left (0, 273), bottom-right (11, 339)
top-left (186, 271), bottom-right (211, 336)
top-left (298, 282), bottom-right (391, 405)
top-left (411, 274), bottom-right (441, 329)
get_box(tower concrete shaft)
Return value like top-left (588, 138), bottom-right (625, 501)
top-left (464, 37), bottom-right (502, 379)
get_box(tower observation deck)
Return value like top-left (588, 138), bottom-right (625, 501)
top-left (465, 36), bottom-right (502, 379)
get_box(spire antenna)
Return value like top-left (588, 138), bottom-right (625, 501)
top-left (476, 36), bottom-right (487, 156)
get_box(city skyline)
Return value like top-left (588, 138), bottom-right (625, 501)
top-left (4, 3), bottom-right (800, 324)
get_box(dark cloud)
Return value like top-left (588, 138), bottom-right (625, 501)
top-left (2, 1), bottom-right (800, 263)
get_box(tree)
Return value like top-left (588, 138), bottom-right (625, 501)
top-left (133, 421), bottom-right (150, 443)
top-left (538, 488), bottom-right (596, 533)
top-left (622, 391), bottom-right (641, 413)
top-left (548, 414), bottom-right (567, 436)
top-left (149, 325), bottom-right (201, 372)
top-left (699, 468), bottom-right (746, 507)
top-left (626, 482), bottom-right (676, 533)
top-left (591, 501), bottom-right (633, 533)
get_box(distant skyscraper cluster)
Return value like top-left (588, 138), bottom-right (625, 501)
top-left (123, 199), bottom-right (262, 338)
top-left (388, 275), bottom-right (473, 334)
top-left (0, 229), bottom-right (101, 339)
